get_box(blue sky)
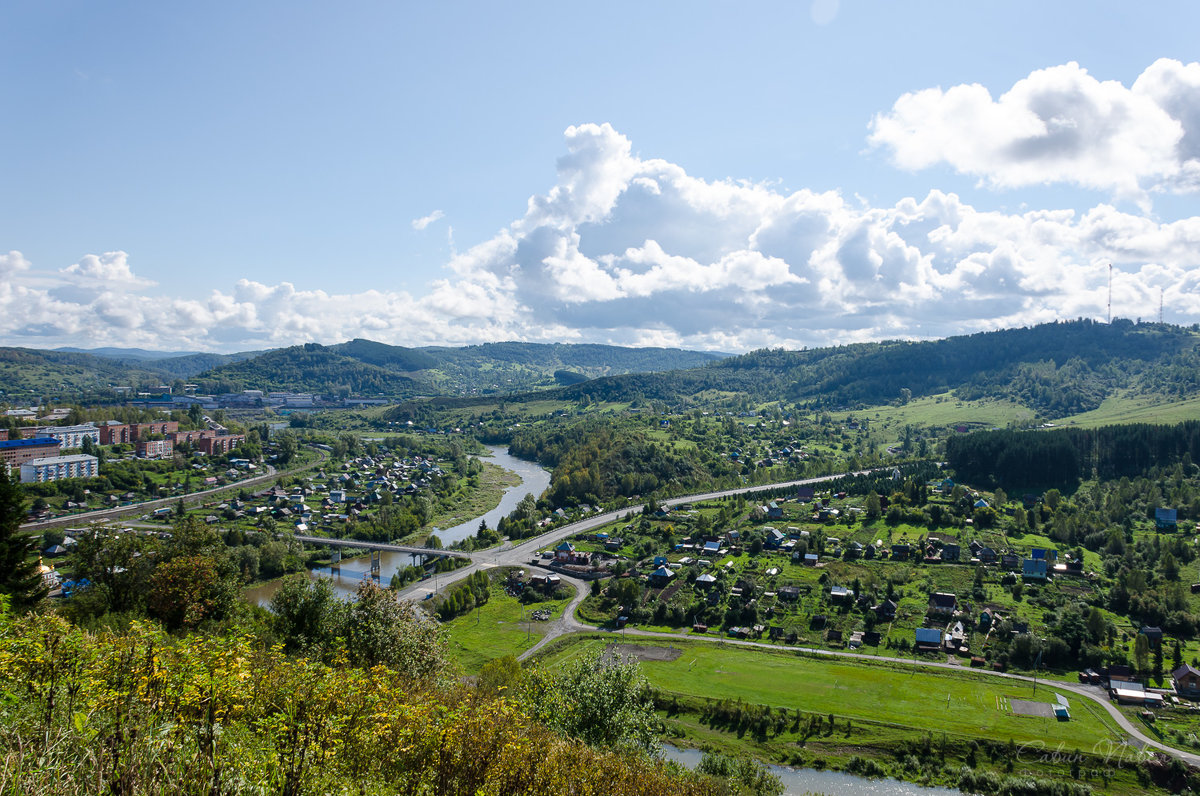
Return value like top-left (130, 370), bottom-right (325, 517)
top-left (2, 1), bottom-right (1199, 353)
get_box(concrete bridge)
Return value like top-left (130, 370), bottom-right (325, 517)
top-left (287, 534), bottom-right (472, 560)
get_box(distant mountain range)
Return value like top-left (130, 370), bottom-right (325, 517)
top-left (1, 340), bottom-right (727, 403)
top-left (538, 319), bottom-right (1200, 418)
top-left (11, 321), bottom-right (1200, 416)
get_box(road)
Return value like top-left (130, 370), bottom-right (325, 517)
top-left (19, 447), bottom-right (328, 531)
top-left (394, 469), bottom-right (873, 604)
top-left (393, 466), bottom-right (1200, 767)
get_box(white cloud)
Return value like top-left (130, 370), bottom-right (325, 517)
top-left (4, 122), bottom-right (1200, 354)
top-left (869, 59), bottom-right (1200, 202)
top-left (61, 251), bottom-right (155, 287)
top-left (411, 210), bottom-right (445, 230)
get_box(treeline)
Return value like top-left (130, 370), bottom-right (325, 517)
top-left (947, 420), bottom-right (1200, 488)
top-left (436, 570), bottom-right (491, 620)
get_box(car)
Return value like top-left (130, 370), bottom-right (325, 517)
top-left (423, 592), bottom-right (434, 600)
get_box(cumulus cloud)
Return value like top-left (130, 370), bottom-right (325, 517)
top-left (411, 210), bottom-right (445, 230)
top-left (4, 122), bottom-right (1200, 354)
top-left (869, 59), bottom-right (1200, 201)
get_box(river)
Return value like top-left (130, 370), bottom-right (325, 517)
top-left (663, 745), bottom-right (962, 796)
top-left (243, 445), bottom-right (550, 606)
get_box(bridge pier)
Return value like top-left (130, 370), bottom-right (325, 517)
top-left (331, 549), bottom-right (341, 570)
top-left (370, 549), bottom-right (381, 578)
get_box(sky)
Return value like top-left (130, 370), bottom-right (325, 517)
top-left (2, 1), bottom-right (1199, 354)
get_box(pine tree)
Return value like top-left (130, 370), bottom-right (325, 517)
top-left (0, 468), bottom-right (48, 609)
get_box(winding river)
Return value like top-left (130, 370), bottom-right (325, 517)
top-left (663, 745), bottom-right (962, 796)
top-left (244, 445), bottom-right (550, 605)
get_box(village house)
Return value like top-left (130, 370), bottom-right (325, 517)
top-left (928, 592), bottom-right (957, 617)
top-left (873, 599), bottom-right (897, 620)
top-left (914, 627), bottom-right (941, 652)
top-left (1173, 664), bottom-right (1200, 698)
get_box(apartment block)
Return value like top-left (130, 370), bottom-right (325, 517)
top-left (20, 454), bottom-right (99, 483)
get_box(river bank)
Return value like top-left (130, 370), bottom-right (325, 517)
top-left (243, 445), bottom-right (550, 605)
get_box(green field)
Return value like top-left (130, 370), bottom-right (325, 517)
top-left (831, 393), bottom-right (1036, 431)
top-left (1057, 392), bottom-right (1200, 428)
top-left (441, 581), bottom-right (576, 673)
top-left (540, 637), bottom-right (1122, 749)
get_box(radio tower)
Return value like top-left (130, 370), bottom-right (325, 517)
top-left (1107, 263), bottom-right (1112, 323)
top-left (1160, 288), bottom-right (1164, 324)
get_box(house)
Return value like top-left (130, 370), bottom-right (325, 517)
top-left (554, 541), bottom-right (591, 566)
top-left (1173, 664), bottom-right (1200, 698)
top-left (891, 544), bottom-right (910, 561)
top-left (803, 553), bottom-right (819, 567)
top-left (766, 501), bottom-right (784, 520)
top-left (830, 585), bottom-right (854, 602)
top-left (1156, 508), bottom-right (1179, 531)
top-left (795, 486), bottom-right (815, 502)
top-left (940, 543), bottom-right (961, 562)
top-left (977, 547), bottom-right (997, 563)
top-left (764, 528), bottom-right (786, 549)
top-left (605, 537), bottom-right (624, 552)
top-left (928, 592), bottom-right (957, 616)
top-left (825, 629), bottom-right (843, 644)
top-left (777, 585), bottom-right (801, 601)
top-left (873, 599), bottom-right (897, 620)
top-left (1139, 626), bottom-right (1164, 646)
top-left (915, 627), bottom-right (941, 651)
top-left (1106, 665), bottom-right (1134, 683)
top-left (1001, 552), bottom-right (1020, 569)
top-left (703, 540), bottom-right (722, 556)
top-left (1022, 559), bottom-right (1048, 580)
top-left (694, 573), bottom-right (717, 589)
top-left (649, 566), bottom-right (676, 588)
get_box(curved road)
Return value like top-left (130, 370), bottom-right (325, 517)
top-left (397, 468), bottom-right (1199, 767)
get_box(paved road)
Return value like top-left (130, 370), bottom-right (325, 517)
top-left (599, 625), bottom-right (1200, 766)
top-left (392, 465), bottom-right (1200, 766)
top-left (20, 447), bottom-right (328, 532)
top-left (395, 469), bottom-right (873, 604)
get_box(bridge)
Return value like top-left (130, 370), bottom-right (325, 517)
top-left (287, 534), bottom-right (472, 560)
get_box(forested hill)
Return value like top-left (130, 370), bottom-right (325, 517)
top-left (414, 342), bottom-right (725, 394)
top-left (194, 340), bottom-right (725, 397)
top-left (0, 347), bottom-right (164, 404)
top-left (193, 344), bottom-right (423, 397)
top-left (554, 320), bottom-right (1200, 417)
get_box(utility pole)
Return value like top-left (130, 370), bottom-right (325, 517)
top-left (1107, 263), bottom-right (1112, 324)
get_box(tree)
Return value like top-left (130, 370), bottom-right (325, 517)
top-left (523, 650), bottom-right (659, 755)
top-left (270, 575), bottom-right (347, 659)
top-left (345, 581), bottom-right (448, 679)
top-left (865, 491), bottom-right (882, 520)
top-left (1154, 641), bottom-right (1165, 685)
top-left (1135, 633), bottom-right (1151, 675)
top-left (477, 654), bottom-right (523, 694)
top-left (0, 468), bottom-right (48, 609)
top-left (148, 554), bottom-right (237, 630)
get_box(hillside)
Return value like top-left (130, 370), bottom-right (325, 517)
top-left (193, 343), bottom-right (423, 397)
top-left (545, 320), bottom-right (1200, 419)
top-left (0, 347), bottom-right (164, 404)
top-left (415, 341), bottom-right (726, 394)
top-left (193, 340), bottom-right (724, 398)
